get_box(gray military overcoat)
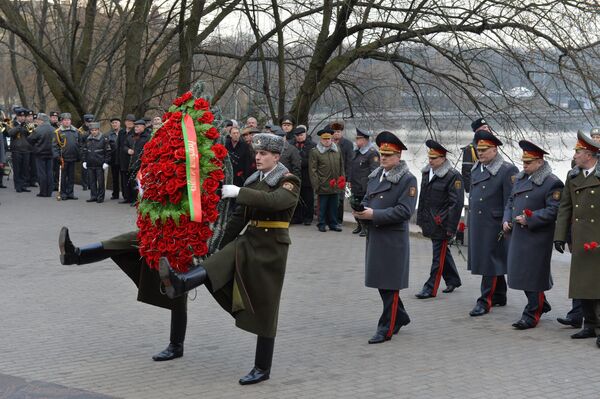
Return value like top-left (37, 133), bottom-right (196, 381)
top-left (467, 154), bottom-right (518, 276)
top-left (361, 161), bottom-right (418, 290)
top-left (503, 162), bottom-right (564, 291)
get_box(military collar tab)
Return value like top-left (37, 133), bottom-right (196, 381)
top-left (421, 159), bottom-right (452, 178)
top-left (368, 160), bottom-right (409, 183)
top-left (316, 141), bottom-right (338, 154)
top-left (243, 162), bottom-right (290, 187)
top-left (472, 153), bottom-right (504, 176)
top-left (517, 160), bottom-right (552, 185)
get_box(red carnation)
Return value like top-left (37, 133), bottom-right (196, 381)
top-left (458, 222), bottom-right (466, 232)
top-left (173, 91), bottom-right (193, 106)
top-left (337, 176), bottom-right (346, 189)
top-left (198, 111), bottom-right (215, 124)
top-left (205, 127), bottom-right (220, 140)
top-left (210, 169), bottom-right (225, 181)
top-left (202, 177), bottom-right (219, 193)
top-left (584, 243), bottom-right (592, 252)
top-left (523, 208), bottom-right (533, 217)
top-left (174, 148), bottom-right (187, 160)
top-left (170, 190), bottom-right (183, 205)
top-left (211, 144), bottom-right (228, 160)
top-left (591, 241), bottom-right (599, 249)
top-left (329, 179), bottom-right (336, 187)
top-left (165, 179), bottom-right (180, 195)
top-left (434, 215), bottom-right (443, 226)
top-left (194, 98), bottom-right (210, 111)
top-left (199, 225), bottom-right (213, 240)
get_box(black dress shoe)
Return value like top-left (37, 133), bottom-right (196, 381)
top-left (469, 304), bottom-right (489, 317)
top-left (239, 367), bottom-right (270, 385)
top-left (352, 225), bottom-right (362, 234)
top-left (415, 289), bottom-right (434, 299)
top-left (442, 284), bottom-right (461, 293)
top-left (571, 328), bottom-right (597, 339)
top-left (97, 199), bottom-right (104, 203)
top-left (68, 196), bottom-right (78, 200)
top-left (557, 317), bottom-right (583, 328)
top-left (303, 221), bottom-right (312, 226)
top-left (59, 227), bottom-right (79, 265)
top-left (596, 336), bottom-right (600, 349)
top-left (359, 229), bottom-right (367, 237)
top-left (368, 332), bottom-right (391, 344)
top-left (21, 188), bottom-right (31, 192)
top-left (152, 343), bottom-right (183, 361)
top-left (512, 319), bottom-right (535, 330)
top-left (329, 225), bottom-right (342, 232)
top-left (318, 225), bottom-right (327, 232)
top-left (86, 198), bottom-right (97, 202)
top-left (0, 184), bottom-right (7, 188)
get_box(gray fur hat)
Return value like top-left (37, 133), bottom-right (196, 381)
top-left (89, 122), bottom-right (101, 129)
top-left (252, 133), bottom-right (284, 154)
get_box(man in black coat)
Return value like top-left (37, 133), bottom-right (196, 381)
top-left (502, 140), bottom-right (563, 329)
top-left (467, 130), bottom-right (519, 316)
top-left (7, 108), bottom-right (32, 192)
top-left (106, 117), bottom-right (121, 200)
top-left (349, 128), bottom-right (380, 236)
top-left (83, 122), bottom-right (111, 203)
top-left (78, 113), bottom-right (95, 190)
top-left (273, 126), bottom-right (301, 178)
top-left (128, 120), bottom-right (151, 204)
top-left (290, 125), bottom-right (316, 225)
top-left (331, 121), bottom-right (354, 224)
top-left (49, 111), bottom-right (61, 190)
top-left (26, 113), bottom-right (56, 197)
top-left (225, 126), bottom-right (253, 187)
top-left (461, 118), bottom-right (488, 193)
top-left (54, 113), bottom-right (82, 200)
top-left (415, 140), bottom-right (464, 299)
top-left (118, 114), bottom-right (135, 203)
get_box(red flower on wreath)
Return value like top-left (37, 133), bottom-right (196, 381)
top-left (205, 127), bottom-right (220, 140)
top-left (173, 91), bottom-right (193, 107)
top-left (194, 98), bottom-right (210, 111)
top-left (211, 143), bottom-right (228, 160)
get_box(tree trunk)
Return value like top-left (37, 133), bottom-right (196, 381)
top-left (9, 33), bottom-right (27, 108)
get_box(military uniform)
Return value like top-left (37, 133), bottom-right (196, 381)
top-left (349, 128), bottom-right (379, 235)
top-left (554, 131), bottom-right (600, 342)
top-left (106, 118), bottom-right (121, 199)
top-left (416, 140), bottom-right (464, 298)
top-left (7, 108), bottom-right (32, 192)
top-left (54, 114), bottom-right (82, 200)
top-left (290, 126), bottom-right (316, 225)
top-left (358, 132), bottom-right (417, 344)
top-left (503, 141), bottom-right (564, 329)
top-left (78, 114), bottom-right (94, 190)
top-left (118, 115), bottom-right (136, 203)
top-left (27, 114), bottom-right (56, 197)
top-left (83, 123), bottom-right (111, 203)
top-left (49, 111), bottom-right (61, 190)
top-left (467, 131), bottom-right (518, 316)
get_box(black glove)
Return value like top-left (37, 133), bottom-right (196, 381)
top-left (554, 241), bottom-right (565, 253)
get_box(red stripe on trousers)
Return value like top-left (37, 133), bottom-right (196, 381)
top-left (485, 276), bottom-right (498, 310)
top-left (533, 292), bottom-right (545, 325)
top-left (432, 240), bottom-right (448, 297)
top-left (386, 291), bottom-right (399, 338)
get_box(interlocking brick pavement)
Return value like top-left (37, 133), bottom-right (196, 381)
top-left (1, 186), bottom-right (599, 399)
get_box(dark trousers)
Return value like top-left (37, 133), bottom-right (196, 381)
top-left (255, 336), bottom-right (275, 370)
top-left (476, 275), bottom-right (507, 310)
top-left (337, 194), bottom-right (345, 224)
top-left (581, 299), bottom-right (600, 330)
top-left (28, 153), bottom-right (38, 185)
top-left (170, 310), bottom-right (187, 344)
top-left (566, 299), bottom-right (583, 321)
top-left (423, 239), bottom-right (462, 296)
top-left (60, 161), bottom-right (76, 198)
top-left (52, 158), bottom-right (60, 190)
top-left (88, 167), bottom-right (105, 201)
top-left (292, 186), bottom-right (314, 223)
top-left (318, 193), bottom-right (339, 229)
top-left (110, 164), bottom-right (120, 199)
top-left (376, 289), bottom-right (410, 338)
top-left (120, 169), bottom-right (133, 202)
top-left (12, 151), bottom-right (30, 191)
top-left (35, 157), bottom-right (54, 196)
top-left (80, 162), bottom-right (89, 189)
top-left (521, 291), bottom-right (551, 325)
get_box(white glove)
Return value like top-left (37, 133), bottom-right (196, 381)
top-left (102, 163), bottom-right (109, 170)
top-left (82, 162), bottom-right (87, 169)
top-left (221, 184), bottom-right (241, 199)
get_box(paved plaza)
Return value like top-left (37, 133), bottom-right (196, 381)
top-left (1, 186), bottom-right (599, 399)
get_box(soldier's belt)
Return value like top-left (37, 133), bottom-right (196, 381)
top-left (249, 220), bottom-right (289, 228)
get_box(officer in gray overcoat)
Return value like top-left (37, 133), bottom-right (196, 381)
top-left (502, 140), bottom-right (564, 329)
top-left (354, 131), bottom-right (418, 344)
top-left (468, 130), bottom-right (519, 317)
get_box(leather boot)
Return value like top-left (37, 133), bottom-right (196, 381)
top-left (153, 310), bottom-right (186, 361)
top-left (159, 257), bottom-right (207, 299)
top-left (59, 227), bottom-right (111, 265)
top-left (239, 336), bottom-right (273, 385)
top-left (352, 224), bottom-right (362, 234)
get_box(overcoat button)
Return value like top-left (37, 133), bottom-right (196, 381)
top-left (482, 186), bottom-right (486, 189)
top-left (265, 228), bottom-right (269, 232)
top-left (592, 205), bottom-right (595, 209)
top-left (592, 219), bottom-right (595, 223)
top-left (478, 211), bottom-right (482, 214)
top-left (380, 195), bottom-right (384, 199)
top-left (575, 218), bottom-right (579, 222)
top-left (592, 190), bottom-right (595, 194)
top-left (525, 195), bottom-right (529, 198)
top-left (576, 205), bottom-right (579, 208)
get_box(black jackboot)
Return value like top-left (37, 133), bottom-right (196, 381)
top-left (239, 336), bottom-right (274, 385)
top-left (59, 226), bottom-right (112, 265)
top-left (152, 310), bottom-right (186, 361)
top-left (158, 257), bottom-right (207, 299)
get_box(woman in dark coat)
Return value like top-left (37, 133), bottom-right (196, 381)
top-left (354, 131), bottom-right (417, 345)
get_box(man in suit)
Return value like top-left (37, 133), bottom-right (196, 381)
top-left (354, 131), bottom-right (417, 344)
